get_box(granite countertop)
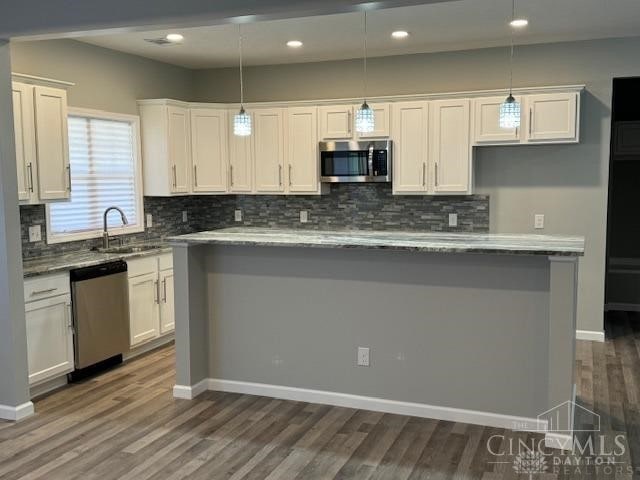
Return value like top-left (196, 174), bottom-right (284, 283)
top-left (168, 228), bottom-right (585, 257)
top-left (23, 242), bottom-right (172, 278)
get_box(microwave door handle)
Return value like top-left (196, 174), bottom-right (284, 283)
top-left (368, 144), bottom-right (374, 177)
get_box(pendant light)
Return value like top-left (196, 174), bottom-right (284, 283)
top-left (499, 0), bottom-right (521, 129)
top-left (234, 24), bottom-right (251, 136)
top-left (355, 11), bottom-right (375, 134)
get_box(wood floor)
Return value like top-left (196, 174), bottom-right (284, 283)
top-left (1, 313), bottom-right (640, 479)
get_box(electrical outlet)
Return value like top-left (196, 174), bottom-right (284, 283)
top-left (182, 211), bottom-right (188, 223)
top-left (534, 214), bottom-right (545, 230)
top-left (28, 225), bottom-right (41, 242)
top-left (357, 347), bottom-right (370, 367)
top-left (234, 210), bottom-right (243, 222)
top-left (146, 214), bottom-right (153, 228)
top-left (300, 211), bottom-right (309, 223)
top-left (448, 213), bottom-right (458, 227)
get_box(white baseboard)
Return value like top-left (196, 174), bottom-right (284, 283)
top-left (176, 378), bottom-right (546, 432)
top-left (576, 330), bottom-right (605, 342)
top-left (173, 378), bottom-right (209, 400)
top-left (0, 401), bottom-right (34, 421)
top-left (545, 432), bottom-right (573, 451)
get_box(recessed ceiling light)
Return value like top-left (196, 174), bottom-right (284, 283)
top-left (391, 30), bottom-right (409, 39)
top-left (509, 18), bottom-right (529, 28)
top-left (165, 33), bottom-right (184, 43)
top-left (286, 40), bottom-right (303, 48)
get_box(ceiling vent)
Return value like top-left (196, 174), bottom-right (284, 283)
top-left (144, 37), bottom-right (175, 46)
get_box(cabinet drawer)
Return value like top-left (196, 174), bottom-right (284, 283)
top-left (158, 253), bottom-right (173, 271)
top-left (24, 273), bottom-right (70, 303)
top-left (126, 256), bottom-right (158, 278)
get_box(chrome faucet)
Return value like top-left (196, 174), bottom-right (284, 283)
top-left (103, 206), bottom-right (129, 249)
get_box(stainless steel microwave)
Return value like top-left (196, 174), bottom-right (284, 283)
top-left (319, 141), bottom-right (392, 183)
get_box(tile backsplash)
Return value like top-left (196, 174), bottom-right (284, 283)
top-left (20, 184), bottom-right (489, 259)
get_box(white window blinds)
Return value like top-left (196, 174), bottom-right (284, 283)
top-left (48, 113), bottom-right (143, 242)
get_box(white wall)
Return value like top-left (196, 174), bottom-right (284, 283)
top-left (193, 36), bottom-right (640, 335)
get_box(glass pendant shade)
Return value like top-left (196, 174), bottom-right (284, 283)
top-left (355, 102), bottom-right (375, 134)
top-left (234, 107), bottom-right (251, 136)
top-left (499, 95), bottom-right (521, 129)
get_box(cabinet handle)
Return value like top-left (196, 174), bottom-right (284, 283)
top-left (154, 280), bottom-right (159, 304)
top-left (422, 163), bottom-right (426, 187)
top-left (66, 165), bottom-right (72, 192)
top-left (347, 111), bottom-right (352, 135)
top-left (515, 126), bottom-right (519, 138)
top-left (435, 163), bottom-right (439, 188)
top-left (162, 278), bottom-right (167, 303)
top-left (31, 287), bottom-right (57, 296)
top-left (27, 163), bottom-right (34, 192)
top-left (230, 165), bottom-right (234, 187)
top-left (529, 108), bottom-right (533, 136)
top-left (278, 165), bottom-right (283, 187)
top-left (288, 164), bottom-right (293, 186)
top-left (193, 165), bottom-right (198, 187)
top-left (66, 303), bottom-right (75, 334)
top-left (172, 165), bottom-right (177, 188)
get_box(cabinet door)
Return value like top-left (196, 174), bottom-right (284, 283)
top-left (357, 103), bottom-right (391, 139)
top-left (430, 99), bottom-right (472, 194)
top-left (128, 272), bottom-right (160, 347)
top-left (228, 111), bottom-right (253, 193)
top-left (254, 108), bottom-right (285, 193)
top-left (392, 101), bottom-right (429, 193)
top-left (191, 108), bottom-right (228, 193)
top-left (526, 93), bottom-right (579, 142)
top-left (12, 83), bottom-right (36, 202)
top-left (287, 107), bottom-right (318, 193)
top-left (473, 96), bottom-right (522, 144)
top-left (25, 295), bottom-right (74, 385)
top-left (319, 105), bottom-right (353, 140)
top-left (167, 105), bottom-right (191, 193)
top-left (34, 86), bottom-right (70, 201)
top-left (159, 269), bottom-right (175, 334)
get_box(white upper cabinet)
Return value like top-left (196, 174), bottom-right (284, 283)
top-left (140, 101), bottom-right (192, 196)
top-left (190, 108), bottom-right (228, 193)
top-left (287, 107), bottom-right (319, 193)
top-left (392, 101), bottom-right (429, 194)
top-left (167, 105), bottom-right (191, 193)
top-left (319, 105), bottom-right (354, 140)
top-left (430, 99), bottom-right (472, 194)
top-left (525, 92), bottom-right (579, 143)
top-left (228, 110), bottom-right (254, 193)
top-left (34, 86), bottom-right (70, 201)
top-left (357, 103), bottom-right (391, 139)
top-left (254, 108), bottom-right (285, 193)
top-left (13, 83), bottom-right (37, 203)
top-left (473, 96), bottom-right (522, 145)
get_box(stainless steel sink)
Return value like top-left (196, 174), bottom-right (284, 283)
top-left (96, 245), bottom-right (162, 254)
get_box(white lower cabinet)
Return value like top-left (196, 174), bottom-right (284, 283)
top-left (127, 254), bottom-right (174, 348)
top-left (24, 273), bottom-right (74, 386)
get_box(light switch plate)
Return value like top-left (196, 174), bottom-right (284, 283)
top-left (146, 214), bottom-right (153, 228)
top-left (300, 211), bottom-right (309, 223)
top-left (182, 211), bottom-right (188, 223)
top-left (357, 347), bottom-right (370, 367)
top-left (28, 225), bottom-right (41, 242)
top-left (534, 214), bottom-right (545, 229)
top-left (448, 213), bottom-right (458, 227)
top-left (235, 210), bottom-right (243, 222)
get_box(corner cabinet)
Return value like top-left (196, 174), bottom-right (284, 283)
top-left (23, 273), bottom-right (74, 386)
top-left (13, 82), bottom-right (70, 204)
top-left (127, 254), bottom-right (174, 349)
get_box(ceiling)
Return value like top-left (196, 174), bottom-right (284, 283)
top-left (75, 0), bottom-right (640, 69)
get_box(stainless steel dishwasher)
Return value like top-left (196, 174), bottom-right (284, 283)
top-left (70, 260), bottom-right (130, 380)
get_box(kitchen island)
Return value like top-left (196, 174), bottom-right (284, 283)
top-left (169, 228), bottom-right (584, 449)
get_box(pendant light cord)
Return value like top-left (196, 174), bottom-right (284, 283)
top-left (509, 0), bottom-right (515, 96)
top-left (238, 24), bottom-right (244, 108)
top-left (363, 11), bottom-right (368, 103)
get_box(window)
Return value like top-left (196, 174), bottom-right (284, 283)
top-left (46, 108), bottom-right (144, 244)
